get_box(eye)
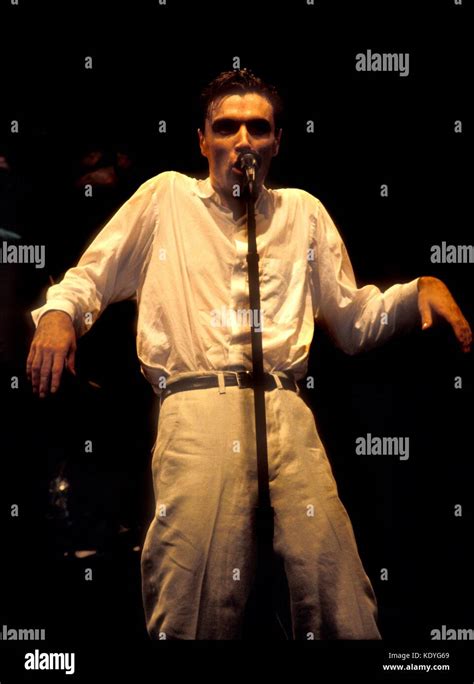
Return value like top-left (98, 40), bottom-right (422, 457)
top-left (212, 119), bottom-right (239, 135)
top-left (247, 120), bottom-right (272, 136)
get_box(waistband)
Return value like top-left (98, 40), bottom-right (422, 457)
top-left (160, 370), bottom-right (299, 405)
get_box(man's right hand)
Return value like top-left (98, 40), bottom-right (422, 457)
top-left (26, 310), bottom-right (77, 398)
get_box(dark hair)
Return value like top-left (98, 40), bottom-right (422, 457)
top-left (200, 68), bottom-right (284, 133)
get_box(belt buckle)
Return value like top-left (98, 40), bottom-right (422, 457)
top-left (236, 370), bottom-right (253, 389)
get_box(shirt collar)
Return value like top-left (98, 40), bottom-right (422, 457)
top-left (194, 176), bottom-right (272, 219)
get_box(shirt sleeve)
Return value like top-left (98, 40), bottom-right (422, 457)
top-left (30, 175), bottom-right (160, 337)
top-left (309, 197), bottom-right (421, 355)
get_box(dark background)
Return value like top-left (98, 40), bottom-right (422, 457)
top-left (0, 0), bottom-right (472, 679)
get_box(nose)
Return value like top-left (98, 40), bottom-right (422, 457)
top-left (235, 124), bottom-right (252, 152)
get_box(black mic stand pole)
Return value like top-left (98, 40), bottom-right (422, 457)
top-left (243, 173), bottom-right (276, 637)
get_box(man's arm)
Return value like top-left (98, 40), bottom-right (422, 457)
top-left (26, 175), bottom-right (162, 397)
top-left (310, 199), bottom-right (471, 354)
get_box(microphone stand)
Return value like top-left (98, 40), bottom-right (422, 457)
top-left (243, 172), bottom-right (276, 637)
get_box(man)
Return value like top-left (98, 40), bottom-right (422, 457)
top-left (27, 69), bottom-right (471, 640)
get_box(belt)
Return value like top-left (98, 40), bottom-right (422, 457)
top-left (160, 371), bottom-right (298, 404)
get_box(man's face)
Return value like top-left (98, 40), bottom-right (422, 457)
top-left (198, 92), bottom-right (282, 197)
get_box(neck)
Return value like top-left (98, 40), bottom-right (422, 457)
top-left (211, 176), bottom-right (262, 220)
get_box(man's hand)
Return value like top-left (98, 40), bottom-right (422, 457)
top-left (417, 276), bottom-right (472, 353)
top-left (26, 310), bottom-right (77, 398)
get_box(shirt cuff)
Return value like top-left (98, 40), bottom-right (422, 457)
top-left (394, 277), bottom-right (421, 330)
top-left (30, 300), bottom-right (77, 328)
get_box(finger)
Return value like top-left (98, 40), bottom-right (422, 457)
top-left (66, 346), bottom-right (76, 376)
top-left (38, 352), bottom-right (54, 398)
top-left (419, 299), bottom-right (433, 330)
top-left (453, 317), bottom-right (472, 353)
top-left (26, 343), bottom-right (36, 380)
top-left (30, 347), bottom-right (43, 394)
top-left (50, 353), bottom-right (67, 394)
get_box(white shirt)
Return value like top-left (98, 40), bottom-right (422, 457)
top-left (31, 171), bottom-right (420, 394)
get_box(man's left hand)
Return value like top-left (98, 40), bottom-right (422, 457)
top-left (417, 276), bottom-right (472, 353)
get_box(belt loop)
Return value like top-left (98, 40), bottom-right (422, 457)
top-left (272, 373), bottom-right (284, 390)
top-left (217, 371), bottom-right (226, 394)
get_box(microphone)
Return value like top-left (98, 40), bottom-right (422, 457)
top-left (237, 151), bottom-right (262, 185)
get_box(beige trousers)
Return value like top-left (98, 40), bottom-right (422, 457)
top-left (141, 372), bottom-right (381, 640)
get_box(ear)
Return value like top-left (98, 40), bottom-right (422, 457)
top-left (198, 128), bottom-right (208, 159)
top-left (272, 128), bottom-right (282, 157)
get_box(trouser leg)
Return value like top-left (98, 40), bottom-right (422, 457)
top-left (266, 389), bottom-right (382, 639)
top-left (141, 386), bottom-right (258, 639)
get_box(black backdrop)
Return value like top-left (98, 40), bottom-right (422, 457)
top-left (0, 0), bottom-right (472, 680)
